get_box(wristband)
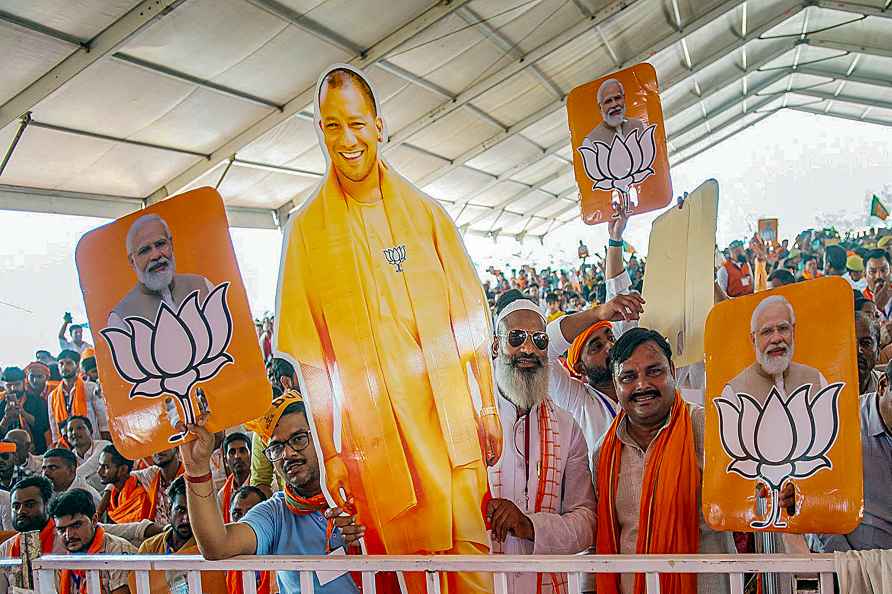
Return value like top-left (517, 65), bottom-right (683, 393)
top-left (608, 239), bottom-right (624, 248)
top-left (184, 472), bottom-right (212, 484)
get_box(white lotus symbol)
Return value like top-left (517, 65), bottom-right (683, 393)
top-left (100, 283), bottom-right (234, 440)
top-left (577, 124), bottom-right (657, 194)
top-left (714, 382), bottom-right (843, 528)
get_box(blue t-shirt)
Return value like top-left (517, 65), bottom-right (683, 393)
top-left (242, 492), bottom-right (359, 594)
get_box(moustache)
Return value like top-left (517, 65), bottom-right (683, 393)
top-left (509, 354), bottom-right (543, 368)
top-left (148, 258), bottom-right (169, 272)
top-left (630, 389), bottom-right (660, 402)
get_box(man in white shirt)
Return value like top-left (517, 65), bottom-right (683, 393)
top-left (65, 415), bottom-right (111, 491)
top-left (41, 447), bottom-right (100, 507)
top-left (488, 299), bottom-right (596, 594)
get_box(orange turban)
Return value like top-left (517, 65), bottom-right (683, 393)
top-left (566, 320), bottom-right (612, 374)
top-left (245, 390), bottom-right (303, 442)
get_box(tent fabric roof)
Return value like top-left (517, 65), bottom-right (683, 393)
top-left (0, 0), bottom-right (890, 237)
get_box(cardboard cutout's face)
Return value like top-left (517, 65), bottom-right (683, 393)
top-left (128, 219), bottom-right (175, 289)
top-left (319, 81), bottom-right (383, 184)
top-left (751, 302), bottom-right (795, 376)
top-left (599, 81), bottom-right (625, 127)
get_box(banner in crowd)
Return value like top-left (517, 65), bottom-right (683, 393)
top-left (640, 179), bottom-right (718, 369)
top-left (273, 64), bottom-right (499, 590)
top-left (566, 62), bottom-right (671, 225)
top-left (757, 218), bottom-right (779, 244)
top-left (702, 277), bottom-right (862, 533)
top-left (75, 188), bottom-right (270, 459)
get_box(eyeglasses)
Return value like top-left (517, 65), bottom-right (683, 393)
top-left (500, 329), bottom-right (549, 350)
top-left (263, 431), bottom-right (312, 462)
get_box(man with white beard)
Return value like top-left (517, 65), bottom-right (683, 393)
top-left (722, 295), bottom-right (827, 403)
top-left (582, 78), bottom-right (645, 147)
top-left (488, 298), bottom-right (596, 594)
top-left (107, 214), bottom-right (213, 329)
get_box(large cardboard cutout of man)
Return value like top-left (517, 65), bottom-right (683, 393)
top-left (275, 65), bottom-right (502, 594)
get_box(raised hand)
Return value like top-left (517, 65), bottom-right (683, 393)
top-left (179, 413), bottom-right (215, 475)
top-left (594, 293), bottom-right (645, 322)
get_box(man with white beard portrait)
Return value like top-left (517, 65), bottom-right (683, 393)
top-left (582, 78), bottom-right (645, 147)
top-left (107, 214), bottom-right (213, 329)
top-left (722, 295), bottom-right (827, 404)
top-left (487, 298), bottom-right (595, 594)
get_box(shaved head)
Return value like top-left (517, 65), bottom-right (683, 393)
top-left (319, 68), bottom-right (377, 117)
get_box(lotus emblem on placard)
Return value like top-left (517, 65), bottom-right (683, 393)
top-left (578, 124), bottom-right (657, 194)
top-left (100, 282), bottom-right (234, 441)
top-left (714, 382), bottom-right (844, 528)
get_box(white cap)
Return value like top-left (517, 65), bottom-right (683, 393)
top-left (495, 298), bottom-right (546, 328)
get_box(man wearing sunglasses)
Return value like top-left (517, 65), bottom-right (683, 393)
top-left (487, 298), bottom-right (596, 594)
top-left (179, 391), bottom-right (362, 594)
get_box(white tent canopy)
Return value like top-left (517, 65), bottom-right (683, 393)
top-left (0, 0), bottom-right (890, 238)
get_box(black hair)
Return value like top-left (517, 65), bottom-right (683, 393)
top-left (494, 289), bottom-right (526, 315)
top-left (545, 292), bottom-right (560, 303)
top-left (223, 432), bottom-right (251, 453)
top-left (319, 68), bottom-right (377, 116)
top-left (825, 244), bottom-right (847, 272)
top-left (867, 248), bottom-right (892, 265)
top-left (232, 485), bottom-right (268, 503)
top-left (48, 488), bottom-right (96, 519)
top-left (64, 415), bottom-right (93, 435)
top-left (281, 401), bottom-right (306, 418)
top-left (269, 358), bottom-right (295, 384)
top-left (101, 444), bottom-right (133, 472)
top-left (12, 475), bottom-right (55, 504)
top-left (167, 475), bottom-right (187, 501)
top-left (44, 448), bottom-right (77, 468)
top-left (608, 327), bottom-right (673, 373)
top-left (767, 268), bottom-right (795, 286)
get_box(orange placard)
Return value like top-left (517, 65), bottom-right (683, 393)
top-left (758, 218), bottom-right (779, 243)
top-left (75, 188), bottom-right (270, 459)
top-left (702, 277), bottom-right (862, 533)
top-left (566, 63), bottom-right (672, 225)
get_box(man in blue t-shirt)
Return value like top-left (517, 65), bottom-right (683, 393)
top-left (179, 392), bottom-right (363, 593)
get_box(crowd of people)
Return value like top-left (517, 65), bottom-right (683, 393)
top-left (0, 211), bottom-right (885, 594)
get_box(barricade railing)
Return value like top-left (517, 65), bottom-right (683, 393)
top-left (25, 553), bottom-right (839, 594)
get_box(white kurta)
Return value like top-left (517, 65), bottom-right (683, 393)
top-left (75, 439), bottom-right (111, 492)
top-left (489, 394), bottom-right (596, 594)
top-left (545, 319), bottom-right (618, 460)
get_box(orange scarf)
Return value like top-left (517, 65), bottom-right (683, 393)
top-left (147, 463), bottom-right (184, 521)
top-left (566, 320), bottom-right (612, 375)
top-left (59, 526), bottom-right (105, 594)
top-left (11, 519), bottom-right (56, 557)
top-left (284, 484), bottom-right (339, 553)
top-left (226, 569), bottom-right (272, 594)
top-left (596, 393), bottom-right (700, 594)
top-left (108, 476), bottom-right (151, 524)
top-left (50, 378), bottom-right (87, 429)
top-left (220, 474), bottom-right (238, 523)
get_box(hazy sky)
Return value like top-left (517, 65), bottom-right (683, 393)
top-left (0, 109), bottom-right (887, 366)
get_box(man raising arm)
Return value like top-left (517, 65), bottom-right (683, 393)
top-left (180, 392), bottom-right (364, 593)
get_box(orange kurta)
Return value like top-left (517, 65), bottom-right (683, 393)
top-left (276, 164), bottom-right (494, 593)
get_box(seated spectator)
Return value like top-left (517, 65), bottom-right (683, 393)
top-left (131, 448), bottom-right (183, 526)
top-left (0, 441), bottom-right (16, 492)
top-left (181, 391), bottom-right (363, 594)
top-left (42, 447), bottom-right (100, 506)
top-left (5, 429), bottom-right (41, 484)
top-left (226, 485), bottom-right (273, 594)
top-left (65, 415), bottom-right (110, 491)
top-left (219, 432), bottom-right (251, 522)
top-left (96, 444), bottom-right (150, 524)
top-left (48, 488), bottom-right (135, 594)
top-left (137, 476), bottom-right (226, 593)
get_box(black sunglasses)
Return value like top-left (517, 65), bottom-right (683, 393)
top-left (500, 329), bottom-right (549, 350)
